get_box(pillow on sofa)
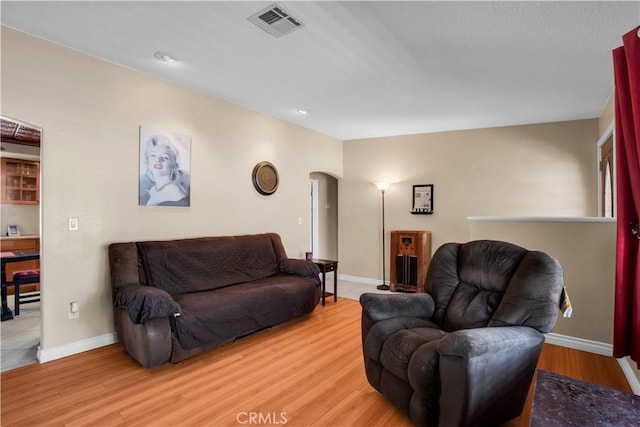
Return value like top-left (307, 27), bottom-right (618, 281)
top-left (114, 285), bottom-right (182, 324)
top-left (280, 258), bottom-right (321, 283)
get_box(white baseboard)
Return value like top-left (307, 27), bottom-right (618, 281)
top-left (338, 273), bottom-right (386, 287)
top-left (544, 332), bottom-right (613, 356)
top-left (37, 332), bottom-right (117, 363)
top-left (617, 356), bottom-right (640, 395)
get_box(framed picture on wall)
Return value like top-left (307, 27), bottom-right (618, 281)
top-left (7, 224), bottom-right (20, 236)
top-left (411, 184), bottom-right (434, 214)
top-left (139, 126), bottom-right (191, 207)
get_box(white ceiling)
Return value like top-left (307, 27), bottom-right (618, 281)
top-left (1, 1), bottom-right (638, 140)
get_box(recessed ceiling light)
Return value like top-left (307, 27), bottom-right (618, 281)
top-left (297, 109), bottom-right (308, 115)
top-left (154, 51), bottom-right (177, 63)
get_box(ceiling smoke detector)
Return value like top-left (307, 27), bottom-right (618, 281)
top-left (248, 3), bottom-right (305, 38)
top-left (154, 51), bottom-right (177, 63)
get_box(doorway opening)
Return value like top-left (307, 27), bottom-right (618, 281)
top-left (309, 172), bottom-right (338, 261)
top-left (310, 179), bottom-right (319, 257)
top-left (0, 115), bottom-right (42, 372)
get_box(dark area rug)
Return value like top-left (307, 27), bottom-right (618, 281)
top-left (530, 369), bottom-right (640, 426)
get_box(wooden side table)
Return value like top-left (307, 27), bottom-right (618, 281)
top-left (313, 259), bottom-right (338, 306)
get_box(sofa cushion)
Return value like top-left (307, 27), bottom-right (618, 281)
top-left (171, 275), bottom-right (318, 349)
top-left (137, 234), bottom-right (280, 295)
top-left (279, 258), bottom-right (321, 283)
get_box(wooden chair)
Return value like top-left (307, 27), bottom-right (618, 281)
top-left (12, 269), bottom-right (40, 315)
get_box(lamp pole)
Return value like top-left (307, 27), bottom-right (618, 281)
top-left (375, 183), bottom-right (390, 291)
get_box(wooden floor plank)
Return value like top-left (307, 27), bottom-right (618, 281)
top-left (1, 298), bottom-right (632, 427)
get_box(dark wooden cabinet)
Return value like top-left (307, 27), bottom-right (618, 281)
top-left (1, 158), bottom-right (40, 205)
top-left (390, 230), bottom-right (431, 293)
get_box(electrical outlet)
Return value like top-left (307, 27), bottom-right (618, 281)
top-left (68, 217), bottom-right (79, 231)
top-left (69, 301), bottom-right (79, 319)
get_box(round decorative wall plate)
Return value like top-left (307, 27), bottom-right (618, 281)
top-left (252, 161), bottom-right (279, 195)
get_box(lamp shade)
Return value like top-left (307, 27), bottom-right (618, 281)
top-left (375, 182), bottom-right (390, 191)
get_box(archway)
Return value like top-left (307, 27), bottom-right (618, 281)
top-left (309, 172), bottom-right (338, 260)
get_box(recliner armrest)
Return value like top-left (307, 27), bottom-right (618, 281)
top-left (360, 293), bottom-right (435, 322)
top-left (437, 325), bottom-right (544, 358)
top-left (114, 284), bottom-right (181, 324)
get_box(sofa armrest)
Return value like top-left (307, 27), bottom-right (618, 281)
top-left (114, 308), bottom-right (172, 368)
top-left (280, 258), bottom-right (321, 282)
top-left (437, 326), bottom-right (544, 426)
top-left (360, 293), bottom-right (435, 322)
top-left (114, 284), bottom-right (181, 324)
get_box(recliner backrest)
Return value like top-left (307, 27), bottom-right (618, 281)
top-left (426, 240), bottom-right (563, 333)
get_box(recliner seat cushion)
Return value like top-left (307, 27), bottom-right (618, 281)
top-left (377, 326), bottom-right (446, 423)
top-left (364, 317), bottom-right (439, 364)
top-left (380, 327), bottom-right (446, 382)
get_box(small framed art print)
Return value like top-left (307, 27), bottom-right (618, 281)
top-left (411, 184), bottom-right (434, 214)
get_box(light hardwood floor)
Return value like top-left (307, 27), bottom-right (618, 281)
top-left (0, 298), bottom-right (632, 427)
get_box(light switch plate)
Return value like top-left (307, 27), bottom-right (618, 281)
top-left (69, 301), bottom-right (79, 319)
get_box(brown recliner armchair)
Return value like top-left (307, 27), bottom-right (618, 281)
top-left (360, 240), bottom-right (564, 426)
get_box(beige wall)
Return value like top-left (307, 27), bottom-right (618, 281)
top-left (468, 218), bottom-right (616, 345)
top-left (1, 204), bottom-right (39, 235)
top-left (339, 120), bottom-right (599, 282)
top-left (599, 92), bottom-right (615, 136)
top-left (1, 27), bottom-right (342, 351)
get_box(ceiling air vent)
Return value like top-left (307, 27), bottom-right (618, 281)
top-left (248, 3), bottom-right (305, 38)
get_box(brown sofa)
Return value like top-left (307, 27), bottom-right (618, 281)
top-left (108, 233), bottom-right (321, 368)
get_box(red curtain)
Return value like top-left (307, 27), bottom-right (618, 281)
top-left (613, 26), bottom-right (640, 367)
